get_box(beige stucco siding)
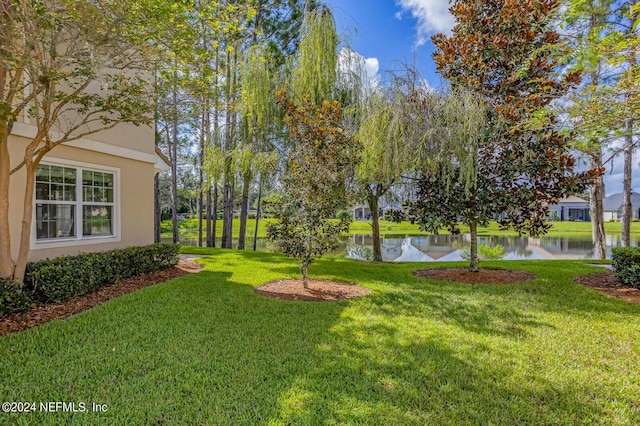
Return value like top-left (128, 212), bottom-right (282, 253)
top-left (7, 129), bottom-right (155, 262)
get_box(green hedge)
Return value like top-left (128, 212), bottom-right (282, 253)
top-left (0, 280), bottom-right (31, 317)
top-left (24, 243), bottom-right (180, 304)
top-left (612, 247), bottom-right (640, 289)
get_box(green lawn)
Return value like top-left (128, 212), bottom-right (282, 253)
top-left (2, 251), bottom-right (639, 425)
top-left (162, 218), bottom-right (640, 240)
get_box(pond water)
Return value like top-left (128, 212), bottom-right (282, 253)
top-left (166, 232), bottom-right (640, 261)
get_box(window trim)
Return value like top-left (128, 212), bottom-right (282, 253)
top-left (31, 158), bottom-right (121, 250)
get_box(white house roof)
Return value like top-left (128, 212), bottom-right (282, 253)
top-left (557, 195), bottom-right (588, 203)
top-left (603, 192), bottom-right (640, 211)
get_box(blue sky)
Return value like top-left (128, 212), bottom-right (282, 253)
top-left (326, 0), bottom-right (448, 87)
top-left (324, 0), bottom-right (638, 197)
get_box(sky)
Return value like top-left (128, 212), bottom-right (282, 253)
top-left (323, 0), bottom-right (639, 197)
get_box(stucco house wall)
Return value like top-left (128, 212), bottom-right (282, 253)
top-left (7, 121), bottom-right (161, 262)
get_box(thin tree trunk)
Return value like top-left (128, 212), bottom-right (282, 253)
top-left (367, 187), bottom-right (382, 262)
top-left (206, 186), bottom-right (213, 247)
top-left (622, 118), bottom-right (633, 246)
top-left (590, 155), bottom-right (606, 259)
top-left (212, 184), bottom-right (218, 247)
top-left (253, 178), bottom-right (262, 251)
top-left (154, 173), bottom-right (161, 243)
top-left (469, 220), bottom-right (479, 272)
top-left (14, 161), bottom-right (37, 284)
top-left (198, 112), bottom-right (205, 247)
top-left (237, 172), bottom-right (250, 249)
top-left (170, 80), bottom-right (179, 244)
top-left (222, 176), bottom-right (234, 248)
top-left (301, 263), bottom-right (309, 289)
top-left (0, 123), bottom-right (14, 281)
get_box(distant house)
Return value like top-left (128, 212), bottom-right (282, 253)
top-left (352, 203), bottom-right (401, 220)
top-left (603, 192), bottom-right (640, 221)
top-left (547, 196), bottom-right (590, 221)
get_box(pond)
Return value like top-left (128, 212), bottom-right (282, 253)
top-left (166, 233), bottom-right (640, 261)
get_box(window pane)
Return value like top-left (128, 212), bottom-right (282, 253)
top-left (105, 188), bottom-right (113, 203)
top-left (36, 165), bottom-right (50, 182)
top-left (62, 184), bottom-right (74, 201)
top-left (50, 166), bottom-right (63, 183)
top-left (83, 170), bottom-right (93, 186)
top-left (36, 204), bottom-right (75, 239)
top-left (83, 206), bottom-right (112, 237)
top-left (64, 168), bottom-right (76, 184)
top-left (104, 174), bottom-right (113, 188)
top-left (35, 183), bottom-right (49, 201)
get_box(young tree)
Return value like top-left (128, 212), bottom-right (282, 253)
top-left (267, 90), bottom-right (360, 287)
top-left (0, 0), bottom-right (161, 283)
top-left (423, 0), bottom-right (593, 271)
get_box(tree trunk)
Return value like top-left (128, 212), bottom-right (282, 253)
top-left (300, 262), bottom-right (309, 289)
top-left (212, 184), bottom-right (218, 248)
top-left (253, 179), bottom-right (262, 251)
top-left (621, 118), bottom-right (633, 247)
top-left (154, 173), bottom-right (161, 243)
top-left (170, 85), bottom-right (179, 244)
top-left (198, 113), bottom-right (205, 248)
top-left (237, 172), bottom-right (250, 249)
top-left (0, 123), bottom-right (14, 281)
top-left (589, 155), bottom-right (606, 259)
top-left (221, 175), bottom-right (234, 248)
top-left (206, 186), bottom-right (213, 247)
top-left (469, 221), bottom-right (479, 272)
top-left (367, 189), bottom-right (382, 262)
top-left (14, 161), bottom-right (37, 284)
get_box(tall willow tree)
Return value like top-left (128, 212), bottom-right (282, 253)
top-left (237, 45), bottom-right (278, 249)
top-left (289, 5), bottom-right (339, 106)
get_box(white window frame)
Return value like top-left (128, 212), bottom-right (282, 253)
top-left (31, 158), bottom-right (121, 250)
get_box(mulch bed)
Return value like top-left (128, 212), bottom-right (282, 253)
top-left (0, 260), bottom-right (203, 336)
top-left (413, 268), bottom-right (536, 285)
top-left (255, 279), bottom-right (371, 301)
top-left (574, 270), bottom-right (640, 305)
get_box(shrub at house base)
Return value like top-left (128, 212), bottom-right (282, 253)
top-left (0, 244), bottom-right (179, 316)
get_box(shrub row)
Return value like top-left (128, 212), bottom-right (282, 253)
top-left (612, 247), bottom-right (640, 289)
top-left (23, 243), bottom-right (180, 304)
top-left (0, 280), bottom-right (31, 317)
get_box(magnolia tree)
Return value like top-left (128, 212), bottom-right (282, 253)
top-left (0, 0), bottom-right (164, 284)
top-left (267, 90), bottom-right (360, 287)
top-left (408, 0), bottom-right (597, 272)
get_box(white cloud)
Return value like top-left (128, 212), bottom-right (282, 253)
top-left (338, 47), bottom-right (380, 90)
top-left (396, 0), bottom-right (455, 46)
top-left (363, 57), bottom-right (380, 81)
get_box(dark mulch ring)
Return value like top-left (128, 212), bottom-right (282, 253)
top-left (413, 268), bottom-right (536, 285)
top-left (575, 270), bottom-right (640, 305)
top-left (0, 260), bottom-right (203, 336)
top-left (255, 279), bottom-right (371, 301)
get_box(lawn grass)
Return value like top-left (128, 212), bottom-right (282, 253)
top-left (2, 251), bottom-right (639, 424)
top-left (163, 218), bottom-right (640, 240)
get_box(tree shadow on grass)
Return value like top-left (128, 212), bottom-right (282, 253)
top-left (1, 267), bottom-right (638, 425)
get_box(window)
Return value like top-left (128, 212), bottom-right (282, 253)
top-left (35, 163), bottom-right (116, 242)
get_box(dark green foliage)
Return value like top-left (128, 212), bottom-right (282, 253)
top-left (0, 280), bottom-right (31, 317)
top-left (612, 247), bottom-right (640, 288)
top-left (24, 244), bottom-right (180, 303)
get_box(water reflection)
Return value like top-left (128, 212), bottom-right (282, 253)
top-left (166, 232), bottom-right (639, 261)
top-left (346, 233), bottom-right (640, 261)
